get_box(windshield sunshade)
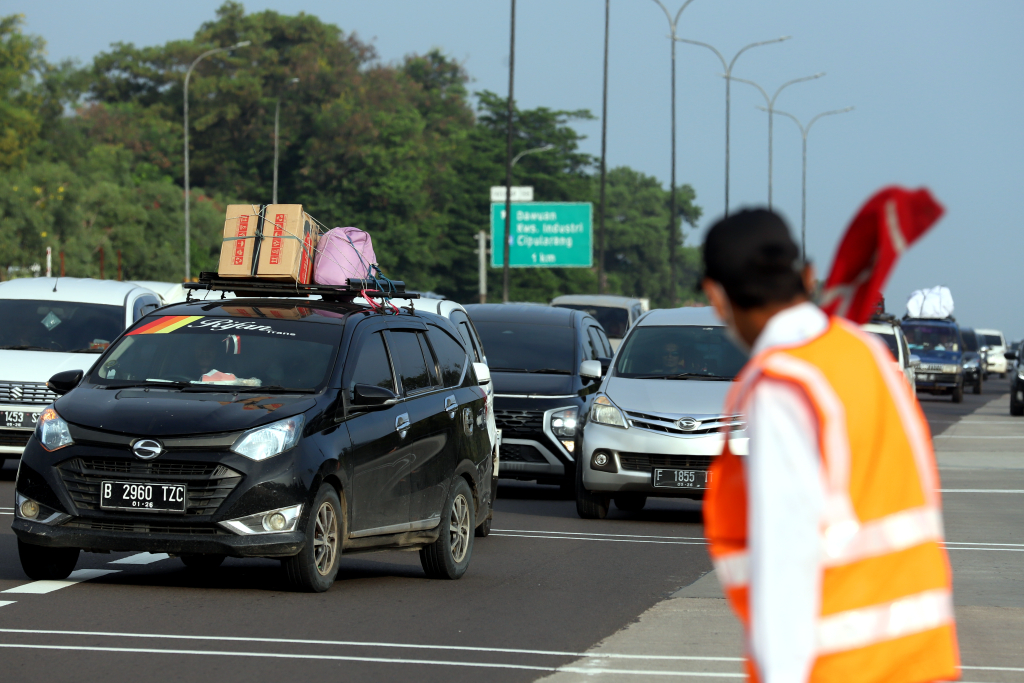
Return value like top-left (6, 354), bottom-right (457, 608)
top-left (91, 315), bottom-right (339, 391)
top-left (474, 322), bottom-right (576, 373)
top-left (903, 323), bottom-right (959, 352)
top-left (0, 299), bottom-right (123, 353)
top-left (616, 325), bottom-right (747, 380)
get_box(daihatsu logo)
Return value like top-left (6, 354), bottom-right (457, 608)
top-left (132, 439), bottom-right (164, 460)
top-left (676, 417), bottom-right (699, 431)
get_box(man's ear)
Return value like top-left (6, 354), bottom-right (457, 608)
top-left (702, 278), bottom-right (729, 322)
top-left (802, 263), bottom-right (817, 298)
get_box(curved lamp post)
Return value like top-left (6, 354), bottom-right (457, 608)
top-left (765, 105), bottom-right (854, 261)
top-left (183, 40), bottom-right (251, 281)
top-left (727, 72), bottom-right (824, 209)
top-left (499, 143), bottom-right (555, 301)
top-left (674, 36), bottom-right (790, 217)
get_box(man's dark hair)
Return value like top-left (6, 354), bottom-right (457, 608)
top-left (702, 209), bottom-right (806, 309)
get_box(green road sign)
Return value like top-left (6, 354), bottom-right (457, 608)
top-left (491, 202), bottom-right (593, 268)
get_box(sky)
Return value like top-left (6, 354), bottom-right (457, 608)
top-left (13, 1), bottom-right (1024, 338)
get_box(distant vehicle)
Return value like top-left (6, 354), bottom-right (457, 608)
top-left (0, 278), bottom-right (162, 463)
top-left (464, 304), bottom-right (612, 493)
top-left (550, 295), bottom-right (648, 350)
top-left (976, 328), bottom-right (1008, 377)
top-left (862, 316), bottom-right (920, 391)
top-left (575, 307), bottom-right (748, 519)
top-left (958, 327), bottom-right (984, 393)
top-left (902, 317), bottom-right (966, 402)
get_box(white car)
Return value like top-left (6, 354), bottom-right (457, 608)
top-left (0, 278), bottom-right (163, 461)
top-left (976, 328), bottom-right (1008, 376)
top-left (862, 319), bottom-right (918, 390)
top-left (551, 294), bottom-right (648, 351)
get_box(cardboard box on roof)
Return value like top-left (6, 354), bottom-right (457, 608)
top-left (256, 204), bottom-right (320, 283)
top-left (218, 204), bottom-right (262, 278)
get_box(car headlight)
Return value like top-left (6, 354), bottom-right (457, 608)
top-left (963, 358), bottom-right (978, 369)
top-left (590, 395), bottom-right (627, 429)
top-left (231, 415), bottom-right (304, 461)
top-left (15, 492), bottom-right (71, 525)
top-left (1017, 366), bottom-right (1024, 380)
top-left (35, 406), bottom-right (74, 452)
top-left (550, 407), bottom-right (578, 453)
top-left (219, 504), bottom-right (303, 535)
top-left (940, 364), bottom-right (959, 374)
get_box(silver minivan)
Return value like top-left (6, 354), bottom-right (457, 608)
top-left (575, 307), bottom-right (748, 518)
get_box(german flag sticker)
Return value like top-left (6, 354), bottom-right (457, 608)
top-left (128, 315), bottom-right (204, 335)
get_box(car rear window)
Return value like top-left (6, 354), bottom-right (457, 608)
top-left (0, 299), bottom-right (123, 353)
top-left (981, 334), bottom-right (1003, 347)
top-left (961, 329), bottom-right (979, 352)
top-left (553, 304), bottom-right (628, 338)
top-left (615, 325), bottom-right (747, 380)
top-left (91, 314), bottom-right (339, 391)
top-left (474, 321), bottom-right (575, 374)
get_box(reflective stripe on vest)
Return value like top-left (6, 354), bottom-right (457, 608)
top-left (817, 588), bottom-right (953, 655)
top-left (713, 551), bottom-right (749, 588)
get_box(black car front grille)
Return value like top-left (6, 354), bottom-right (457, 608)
top-left (64, 519), bottom-right (228, 535)
top-left (0, 429), bottom-right (31, 448)
top-left (618, 452), bottom-right (715, 473)
top-left (495, 409), bottom-right (545, 435)
top-left (57, 457), bottom-right (242, 516)
top-left (500, 444), bottom-right (548, 463)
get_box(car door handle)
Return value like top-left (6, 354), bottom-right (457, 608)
top-left (444, 395), bottom-right (458, 418)
top-left (396, 413), bottom-right (411, 439)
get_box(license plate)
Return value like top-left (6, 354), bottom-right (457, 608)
top-left (653, 468), bottom-right (711, 489)
top-left (100, 481), bottom-right (187, 513)
top-left (3, 410), bottom-right (42, 429)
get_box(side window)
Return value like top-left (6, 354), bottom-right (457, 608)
top-left (427, 325), bottom-right (468, 388)
top-left (347, 332), bottom-right (396, 396)
top-left (898, 331), bottom-right (910, 366)
top-left (388, 330), bottom-right (433, 395)
top-left (581, 326), bottom-right (597, 361)
top-left (587, 327), bottom-right (605, 360)
top-left (632, 305), bottom-right (642, 322)
top-left (133, 295), bottom-right (161, 321)
top-left (449, 311), bottom-right (481, 363)
top-left (595, 327), bottom-right (612, 357)
top-left (419, 333), bottom-right (441, 386)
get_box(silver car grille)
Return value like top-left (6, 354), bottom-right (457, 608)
top-left (624, 410), bottom-right (744, 436)
top-left (0, 382), bottom-right (58, 406)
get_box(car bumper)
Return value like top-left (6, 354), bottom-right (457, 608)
top-left (580, 422), bottom-right (747, 497)
top-left (915, 373), bottom-right (960, 391)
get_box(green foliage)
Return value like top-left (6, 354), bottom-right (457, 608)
top-left (0, 2), bottom-right (702, 309)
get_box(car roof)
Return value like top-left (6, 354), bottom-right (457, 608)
top-left (551, 294), bottom-right (642, 308)
top-left (464, 303), bottom-right (580, 326)
top-left (975, 328), bottom-right (1004, 336)
top-left (0, 277), bottom-right (149, 306)
top-left (862, 322), bottom-right (897, 334)
top-left (156, 297), bottom-right (449, 326)
top-left (637, 306), bottom-right (721, 327)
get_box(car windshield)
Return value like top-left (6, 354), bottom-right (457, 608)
top-left (615, 325), bottom-right (748, 379)
top-left (903, 323), bottom-right (960, 352)
top-left (553, 304), bottom-right (629, 338)
top-left (474, 321), bottom-right (575, 373)
top-left (961, 330), bottom-right (979, 352)
top-left (981, 334), bottom-right (1003, 347)
top-left (0, 299), bottom-right (123, 353)
top-left (89, 314), bottom-right (340, 391)
top-left (871, 332), bottom-right (900, 360)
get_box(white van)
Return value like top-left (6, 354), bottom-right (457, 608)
top-left (976, 328), bottom-right (1008, 376)
top-left (0, 278), bottom-right (163, 461)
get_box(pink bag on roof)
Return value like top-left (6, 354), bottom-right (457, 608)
top-left (313, 227), bottom-right (377, 285)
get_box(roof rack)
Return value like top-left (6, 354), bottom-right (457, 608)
top-left (182, 272), bottom-right (419, 303)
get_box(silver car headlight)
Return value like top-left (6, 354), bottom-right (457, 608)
top-left (590, 395), bottom-right (627, 429)
top-left (35, 406), bottom-right (74, 452)
top-left (231, 415), bottom-right (304, 461)
top-left (219, 504), bottom-right (303, 535)
top-left (940, 364), bottom-right (959, 374)
top-left (963, 358), bottom-right (978, 369)
top-left (1017, 366), bottom-right (1024, 380)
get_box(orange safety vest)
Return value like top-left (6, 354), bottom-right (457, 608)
top-left (705, 316), bottom-right (959, 683)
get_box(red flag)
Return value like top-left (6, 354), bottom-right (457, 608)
top-left (819, 186), bottom-right (944, 324)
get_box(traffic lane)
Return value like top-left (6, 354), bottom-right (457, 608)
top-left (0, 468), bottom-right (709, 683)
top-left (918, 385), bottom-right (996, 436)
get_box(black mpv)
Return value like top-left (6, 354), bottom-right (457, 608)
top-left (14, 298), bottom-right (493, 592)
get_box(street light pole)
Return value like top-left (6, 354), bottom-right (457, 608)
top-left (767, 106), bottom-right (854, 262)
top-left (494, 143), bottom-right (554, 302)
top-left (503, 0), bottom-right (517, 303)
top-left (183, 40), bottom-right (251, 282)
top-left (728, 72), bottom-right (824, 209)
top-left (674, 36), bottom-right (789, 217)
top-left (597, 0), bottom-right (610, 294)
top-left (273, 77), bottom-right (300, 205)
top-left (652, 0), bottom-right (696, 305)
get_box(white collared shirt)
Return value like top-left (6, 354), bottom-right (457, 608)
top-left (746, 302), bottom-right (829, 683)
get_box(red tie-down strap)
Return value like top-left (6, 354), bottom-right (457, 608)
top-left (819, 187), bottom-right (944, 324)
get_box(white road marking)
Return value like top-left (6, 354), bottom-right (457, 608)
top-left (940, 489), bottom-right (1024, 493)
top-left (494, 529), bottom-right (707, 541)
top-left (945, 547), bottom-right (1024, 552)
top-left (110, 553), bottom-right (170, 565)
top-left (929, 420), bottom-right (1024, 424)
top-left (1, 569), bottom-right (119, 594)
top-left (492, 533), bottom-right (706, 546)
top-left (0, 602), bottom-right (15, 608)
top-left (945, 541), bottom-right (1024, 547)
top-left (933, 435), bottom-right (1024, 439)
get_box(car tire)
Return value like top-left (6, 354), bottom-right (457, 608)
top-left (420, 477), bottom-right (474, 580)
top-left (951, 381), bottom-right (964, 403)
top-left (973, 376), bottom-right (982, 395)
top-left (180, 554), bottom-right (226, 570)
top-left (575, 461), bottom-right (610, 520)
top-left (1011, 396), bottom-right (1024, 416)
top-left (1000, 373), bottom-right (1006, 379)
top-left (475, 514), bottom-right (492, 538)
top-left (614, 494), bottom-right (647, 512)
top-left (18, 540), bottom-right (79, 581)
top-left (282, 483), bottom-right (342, 593)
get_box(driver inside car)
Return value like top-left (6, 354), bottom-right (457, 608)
top-left (659, 342), bottom-right (687, 374)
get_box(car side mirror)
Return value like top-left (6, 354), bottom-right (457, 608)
top-left (473, 362), bottom-right (491, 386)
top-left (351, 383), bottom-right (399, 408)
top-left (1005, 351), bottom-right (1017, 360)
top-left (597, 357), bottom-right (613, 374)
top-left (909, 355), bottom-right (921, 368)
top-left (47, 369), bottom-right (83, 396)
top-left (580, 360), bottom-right (602, 380)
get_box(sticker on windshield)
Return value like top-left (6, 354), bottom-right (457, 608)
top-left (129, 315), bottom-right (205, 335)
top-left (41, 312), bottom-right (61, 331)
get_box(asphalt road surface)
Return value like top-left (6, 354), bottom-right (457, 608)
top-left (0, 386), bottom-right (1020, 682)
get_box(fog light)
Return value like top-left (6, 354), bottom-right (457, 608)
top-left (20, 500), bottom-right (39, 519)
top-left (264, 512), bottom-right (287, 531)
top-left (594, 453), bottom-right (608, 467)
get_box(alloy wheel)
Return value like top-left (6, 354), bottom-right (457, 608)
top-left (313, 501), bottom-right (338, 576)
top-left (449, 493), bottom-right (471, 564)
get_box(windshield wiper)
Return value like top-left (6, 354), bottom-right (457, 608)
top-left (232, 385), bottom-right (315, 394)
top-left (489, 367), bottom-right (529, 373)
top-left (526, 368), bottom-right (572, 375)
top-left (101, 380), bottom-right (191, 390)
top-left (633, 373), bottom-right (734, 381)
top-left (0, 345), bottom-right (56, 352)
top-left (66, 348), bottom-right (104, 354)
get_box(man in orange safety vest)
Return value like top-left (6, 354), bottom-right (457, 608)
top-left (700, 209), bottom-right (959, 683)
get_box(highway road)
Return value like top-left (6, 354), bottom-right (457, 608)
top-left (0, 388), bottom-right (1020, 682)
